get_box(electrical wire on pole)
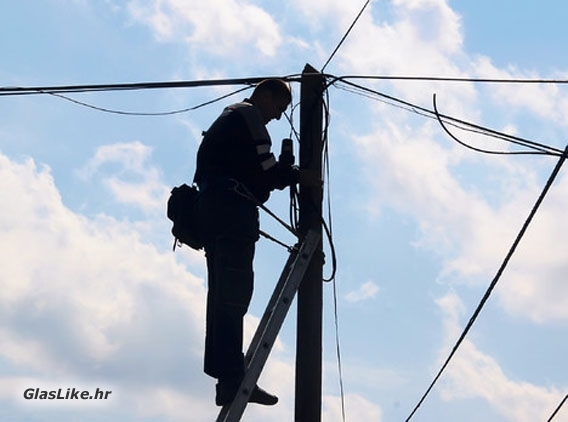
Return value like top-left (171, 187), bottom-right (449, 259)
top-left (404, 145), bottom-right (568, 421)
top-left (330, 77), bottom-right (565, 156)
top-left (3, 69), bottom-right (568, 420)
top-left (321, 0), bottom-right (371, 72)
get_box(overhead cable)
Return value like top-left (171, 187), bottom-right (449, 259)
top-left (404, 145), bottom-right (568, 421)
top-left (336, 74), bottom-right (568, 84)
top-left (4, 73), bottom-right (568, 98)
top-left (321, 0), bottom-right (372, 72)
top-left (41, 86), bottom-right (251, 116)
top-left (331, 77), bottom-right (565, 156)
top-left (322, 87), bottom-right (346, 422)
top-left (0, 75), bottom-right (301, 96)
top-left (547, 394), bottom-right (568, 422)
top-left (432, 94), bottom-right (552, 156)
top-left (4, 73), bottom-right (568, 157)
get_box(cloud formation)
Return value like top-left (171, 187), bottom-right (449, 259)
top-left (0, 152), bottom-right (212, 419)
top-left (79, 141), bottom-right (168, 212)
top-left (345, 281), bottom-right (380, 303)
top-left (127, 0), bottom-right (282, 57)
top-left (436, 292), bottom-right (565, 422)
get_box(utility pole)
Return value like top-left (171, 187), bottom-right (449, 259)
top-left (295, 64), bottom-right (325, 421)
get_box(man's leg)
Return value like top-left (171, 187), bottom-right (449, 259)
top-left (204, 235), bottom-right (254, 400)
top-left (204, 234), bottom-right (277, 406)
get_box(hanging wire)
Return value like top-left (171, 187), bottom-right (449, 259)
top-left (404, 145), bottom-right (568, 421)
top-left (38, 86), bottom-right (252, 116)
top-left (284, 95), bottom-right (301, 233)
top-left (6, 69), bottom-right (568, 418)
top-left (5, 73), bottom-right (568, 98)
top-left (329, 77), bottom-right (565, 157)
top-left (321, 86), bottom-right (338, 283)
top-left (322, 83), bottom-right (346, 422)
top-left (284, 91), bottom-right (302, 143)
top-left (333, 77), bottom-right (564, 156)
top-left (4, 73), bottom-right (567, 159)
top-left (432, 94), bottom-right (552, 156)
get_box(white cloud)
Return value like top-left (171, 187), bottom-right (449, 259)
top-left (435, 292), bottom-right (566, 422)
top-left (291, 0), bottom-right (367, 25)
top-left (355, 109), bottom-right (568, 323)
top-left (323, 393), bottom-right (383, 421)
top-left (339, 0), bottom-right (568, 325)
top-left (473, 56), bottom-right (568, 127)
top-left (345, 281), bottom-right (379, 303)
top-left (127, 0), bottom-right (282, 57)
top-left (332, 0), bottom-right (464, 75)
top-left (0, 152), bottom-right (212, 418)
top-left (81, 141), bottom-right (153, 176)
top-left (0, 151), bottom-right (305, 421)
top-left (79, 141), bottom-right (169, 212)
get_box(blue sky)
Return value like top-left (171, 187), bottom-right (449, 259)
top-left (1, 1), bottom-right (567, 421)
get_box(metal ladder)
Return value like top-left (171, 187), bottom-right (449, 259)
top-left (216, 229), bottom-right (321, 422)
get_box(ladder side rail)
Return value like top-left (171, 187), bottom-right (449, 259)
top-left (217, 230), bottom-right (321, 422)
top-left (216, 246), bottom-right (300, 422)
top-left (245, 246), bottom-right (298, 365)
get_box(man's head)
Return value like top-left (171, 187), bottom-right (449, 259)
top-left (250, 79), bottom-right (292, 124)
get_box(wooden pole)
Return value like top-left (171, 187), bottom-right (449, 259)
top-left (295, 63), bottom-right (325, 422)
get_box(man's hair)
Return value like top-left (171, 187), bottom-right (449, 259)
top-left (252, 79), bottom-right (292, 104)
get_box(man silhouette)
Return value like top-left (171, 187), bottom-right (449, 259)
top-left (194, 79), bottom-right (297, 406)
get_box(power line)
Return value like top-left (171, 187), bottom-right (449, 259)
top-left (0, 75), bottom-right (301, 96)
top-left (404, 145), bottom-right (568, 421)
top-left (41, 86), bottom-right (251, 116)
top-left (4, 73), bottom-right (568, 98)
top-left (321, 0), bottom-right (372, 72)
top-left (432, 94), bottom-right (553, 156)
top-left (4, 72), bottom-right (565, 160)
top-left (547, 394), bottom-right (568, 422)
top-left (330, 77), bottom-right (565, 156)
top-left (321, 86), bottom-right (345, 421)
top-left (333, 77), bottom-right (562, 155)
top-left (3, 70), bottom-right (566, 419)
top-left (335, 74), bottom-right (568, 84)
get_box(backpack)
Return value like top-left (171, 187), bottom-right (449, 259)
top-left (167, 183), bottom-right (204, 251)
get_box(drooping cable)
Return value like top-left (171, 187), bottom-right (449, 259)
top-left (321, 87), bottom-right (338, 283)
top-left (5, 74), bottom-right (568, 158)
top-left (5, 73), bottom-right (568, 98)
top-left (331, 77), bottom-right (565, 157)
top-left (335, 77), bottom-right (564, 156)
top-left (285, 96), bottom-right (301, 233)
top-left (320, 79), bottom-right (346, 422)
top-left (39, 86), bottom-right (251, 116)
top-left (432, 94), bottom-right (551, 156)
top-left (404, 145), bottom-right (568, 421)
top-left (285, 100), bottom-right (302, 143)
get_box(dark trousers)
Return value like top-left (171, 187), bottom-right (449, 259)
top-left (197, 187), bottom-right (259, 381)
top-left (204, 235), bottom-right (255, 380)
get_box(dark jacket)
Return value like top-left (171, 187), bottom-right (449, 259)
top-left (194, 99), bottom-right (297, 204)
